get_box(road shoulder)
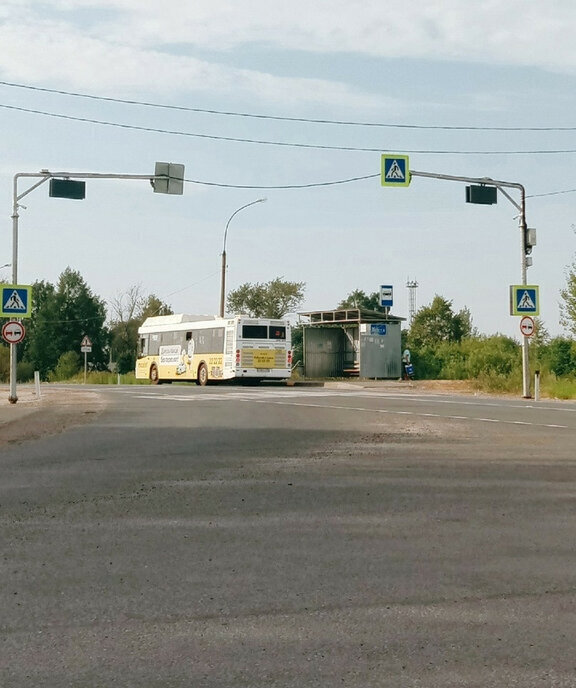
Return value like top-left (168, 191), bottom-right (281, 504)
top-left (0, 386), bottom-right (106, 448)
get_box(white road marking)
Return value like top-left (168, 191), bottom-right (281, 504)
top-left (131, 391), bottom-right (569, 430)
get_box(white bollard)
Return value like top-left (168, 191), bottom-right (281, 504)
top-left (534, 370), bottom-right (540, 402)
top-left (34, 370), bottom-right (41, 399)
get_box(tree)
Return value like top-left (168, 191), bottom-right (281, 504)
top-left (227, 278), bottom-right (305, 318)
top-left (409, 295), bottom-right (473, 348)
top-left (108, 286), bottom-right (172, 374)
top-left (560, 259), bottom-right (576, 336)
top-left (20, 279), bottom-right (60, 377)
top-left (53, 268), bottom-right (108, 370)
top-left (22, 269), bottom-right (108, 377)
top-left (337, 289), bottom-right (385, 312)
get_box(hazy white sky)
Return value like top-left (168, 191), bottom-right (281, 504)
top-left (1, 0), bottom-right (576, 337)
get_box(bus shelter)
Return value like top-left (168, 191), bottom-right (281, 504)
top-left (299, 308), bottom-right (405, 379)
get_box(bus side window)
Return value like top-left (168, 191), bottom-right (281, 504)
top-left (139, 336), bottom-right (148, 356)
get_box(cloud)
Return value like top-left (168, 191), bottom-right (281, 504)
top-left (0, 2), bottom-right (397, 109)
top-left (71, 0), bottom-right (576, 72)
top-left (1, 0), bottom-right (575, 110)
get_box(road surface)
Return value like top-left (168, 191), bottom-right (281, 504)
top-left (2, 383), bottom-right (576, 687)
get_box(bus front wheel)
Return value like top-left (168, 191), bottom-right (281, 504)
top-left (197, 363), bottom-right (208, 386)
top-left (150, 364), bottom-right (160, 384)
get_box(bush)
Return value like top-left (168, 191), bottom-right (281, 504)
top-left (49, 351), bottom-right (81, 381)
top-left (407, 336), bottom-right (521, 382)
top-left (539, 337), bottom-right (576, 377)
top-left (17, 360), bottom-right (35, 382)
top-left (0, 345), bottom-right (8, 382)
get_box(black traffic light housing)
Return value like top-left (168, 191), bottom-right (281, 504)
top-left (49, 178), bottom-right (86, 200)
top-left (465, 185), bottom-right (497, 205)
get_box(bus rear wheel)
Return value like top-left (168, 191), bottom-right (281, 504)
top-left (196, 363), bottom-right (208, 386)
top-left (150, 364), bottom-right (160, 384)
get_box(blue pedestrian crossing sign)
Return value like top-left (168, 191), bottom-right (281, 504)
top-left (1, 284), bottom-right (32, 318)
top-left (510, 285), bottom-right (539, 316)
top-left (381, 154), bottom-right (410, 187)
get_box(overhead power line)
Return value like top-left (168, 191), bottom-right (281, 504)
top-left (181, 174), bottom-right (380, 189)
top-left (3, 102), bottom-right (576, 155)
top-left (1, 80), bottom-right (576, 132)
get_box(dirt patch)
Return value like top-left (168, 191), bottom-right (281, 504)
top-left (0, 388), bottom-right (106, 448)
top-left (409, 379), bottom-right (480, 394)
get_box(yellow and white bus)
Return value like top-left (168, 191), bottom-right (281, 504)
top-left (136, 314), bottom-right (292, 385)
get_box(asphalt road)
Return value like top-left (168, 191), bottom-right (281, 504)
top-left (2, 384), bottom-right (576, 687)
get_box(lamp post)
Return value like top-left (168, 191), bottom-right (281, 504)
top-left (219, 198), bottom-right (266, 318)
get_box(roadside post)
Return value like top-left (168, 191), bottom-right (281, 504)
top-left (81, 336), bottom-right (93, 384)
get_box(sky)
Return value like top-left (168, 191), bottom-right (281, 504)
top-left (1, 0), bottom-right (576, 339)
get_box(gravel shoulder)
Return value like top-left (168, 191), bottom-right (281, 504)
top-left (0, 385), bottom-right (107, 448)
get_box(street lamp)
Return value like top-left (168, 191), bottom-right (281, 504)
top-left (219, 198), bottom-right (266, 318)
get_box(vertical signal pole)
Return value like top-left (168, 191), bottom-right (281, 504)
top-left (410, 170), bottom-right (532, 399)
top-left (7, 165), bottom-right (184, 403)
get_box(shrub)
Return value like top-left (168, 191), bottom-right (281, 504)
top-left (17, 360), bottom-right (35, 382)
top-left (49, 351), bottom-right (81, 381)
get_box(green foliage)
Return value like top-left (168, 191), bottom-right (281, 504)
top-left (16, 360), bottom-right (35, 382)
top-left (409, 295), bottom-right (473, 348)
top-left (49, 351), bottom-right (81, 381)
top-left (108, 287), bottom-right (173, 374)
top-left (541, 376), bottom-right (576, 400)
top-left (560, 259), bottom-right (576, 337)
top-left (337, 289), bottom-right (384, 312)
top-left (538, 337), bottom-right (576, 377)
top-left (0, 344), bottom-right (8, 382)
top-left (227, 278), bottom-right (305, 318)
top-left (22, 268), bottom-right (108, 377)
top-left (291, 325), bottom-right (303, 367)
top-left (409, 335), bottom-right (520, 381)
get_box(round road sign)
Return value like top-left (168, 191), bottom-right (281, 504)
top-left (1, 320), bottom-right (26, 344)
top-left (520, 315), bottom-right (535, 337)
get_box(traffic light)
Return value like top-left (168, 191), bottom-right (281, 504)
top-left (524, 227), bottom-right (537, 255)
top-left (49, 178), bottom-right (86, 200)
top-left (465, 185), bottom-right (497, 205)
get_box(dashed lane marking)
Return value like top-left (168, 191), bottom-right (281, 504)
top-left (131, 393), bottom-right (569, 430)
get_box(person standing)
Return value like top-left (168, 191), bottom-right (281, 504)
top-left (402, 348), bottom-right (413, 380)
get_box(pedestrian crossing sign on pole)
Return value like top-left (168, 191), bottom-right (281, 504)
top-left (510, 285), bottom-right (539, 316)
top-left (1, 284), bottom-right (32, 318)
top-left (381, 154), bottom-right (411, 187)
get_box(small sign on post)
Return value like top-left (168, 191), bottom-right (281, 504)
top-left (520, 316), bottom-right (535, 337)
top-left (2, 320), bottom-right (26, 344)
top-left (80, 335), bottom-right (92, 353)
top-left (510, 285), bottom-right (539, 316)
top-left (379, 285), bottom-right (393, 308)
top-left (80, 336), bottom-right (92, 384)
top-left (1, 284), bottom-right (32, 318)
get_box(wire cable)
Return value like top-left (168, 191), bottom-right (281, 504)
top-left (2, 80), bottom-right (576, 132)
top-left (181, 174), bottom-right (379, 189)
top-left (3, 102), bottom-right (576, 155)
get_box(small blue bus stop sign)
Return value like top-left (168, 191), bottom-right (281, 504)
top-left (379, 285), bottom-right (393, 308)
